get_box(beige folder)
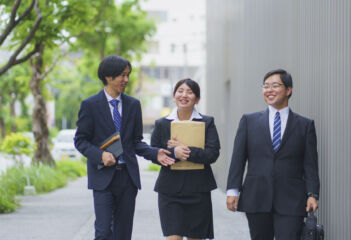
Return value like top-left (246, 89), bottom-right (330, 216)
top-left (170, 120), bottom-right (205, 170)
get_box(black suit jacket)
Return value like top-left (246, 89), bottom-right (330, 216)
top-left (151, 115), bottom-right (220, 193)
top-left (74, 90), bottom-right (158, 190)
top-left (226, 109), bottom-right (320, 216)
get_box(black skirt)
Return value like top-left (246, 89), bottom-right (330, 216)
top-left (158, 192), bottom-right (214, 239)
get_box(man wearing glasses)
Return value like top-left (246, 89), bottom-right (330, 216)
top-left (226, 69), bottom-right (320, 240)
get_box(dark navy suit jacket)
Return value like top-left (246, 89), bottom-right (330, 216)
top-left (74, 90), bottom-right (158, 190)
top-left (227, 109), bottom-right (320, 216)
top-left (151, 115), bottom-right (220, 193)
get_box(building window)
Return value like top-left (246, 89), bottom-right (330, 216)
top-left (170, 44), bottom-right (176, 53)
top-left (148, 41), bottom-right (159, 54)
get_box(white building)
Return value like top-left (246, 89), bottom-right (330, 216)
top-left (138, 0), bottom-right (206, 131)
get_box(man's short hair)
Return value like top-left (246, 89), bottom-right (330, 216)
top-left (263, 69), bottom-right (293, 98)
top-left (98, 56), bottom-right (132, 85)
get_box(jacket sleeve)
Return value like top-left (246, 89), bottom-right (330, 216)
top-left (133, 100), bottom-right (159, 161)
top-left (74, 100), bottom-right (104, 166)
top-left (303, 120), bottom-right (320, 195)
top-left (186, 117), bottom-right (220, 165)
top-left (151, 119), bottom-right (176, 165)
top-left (226, 115), bottom-right (248, 191)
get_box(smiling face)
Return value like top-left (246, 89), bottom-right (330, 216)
top-left (173, 83), bottom-right (200, 110)
top-left (105, 66), bottom-right (130, 98)
top-left (263, 74), bottom-right (292, 110)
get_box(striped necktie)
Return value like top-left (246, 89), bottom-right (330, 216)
top-left (109, 99), bottom-right (124, 163)
top-left (272, 111), bottom-right (281, 152)
top-left (109, 99), bottom-right (122, 132)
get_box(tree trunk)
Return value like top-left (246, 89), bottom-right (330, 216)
top-left (10, 96), bottom-right (17, 132)
top-left (0, 101), bottom-right (6, 138)
top-left (30, 44), bottom-right (55, 166)
top-left (0, 116), bottom-right (5, 138)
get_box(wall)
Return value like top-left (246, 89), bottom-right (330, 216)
top-left (206, 0), bottom-right (351, 239)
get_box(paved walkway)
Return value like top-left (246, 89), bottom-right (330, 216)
top-left (0, 160), bottom-right (250, 240)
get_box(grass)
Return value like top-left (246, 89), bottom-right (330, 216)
top-left (147, 163), bottom-right (161, 172)
top-left (0, 160), bottom-right (87, 213)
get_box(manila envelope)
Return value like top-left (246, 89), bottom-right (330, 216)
top-left (170, 121), bottom-right (205, 170)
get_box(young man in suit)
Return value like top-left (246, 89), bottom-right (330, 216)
top-left (226, 69), bottom-right (320, 240)
top-left (74, 55), bottom-right (175, 240)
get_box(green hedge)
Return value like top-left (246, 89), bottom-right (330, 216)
top-left (147, 163), bottom-right (161, 172)
top-left (0, 160), bottom-right (87, 213)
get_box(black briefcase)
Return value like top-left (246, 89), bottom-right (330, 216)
top-left (301, 209), bottom-right (324, 240)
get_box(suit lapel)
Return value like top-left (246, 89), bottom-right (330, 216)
top-left (120, 93), bottom-right (130, 137)
top-left (261, 109), bottom-right (274, 152)
top-left (277, 109), bottom-right (298, 152)
top-left (97, 90), bottom-right (116, 133)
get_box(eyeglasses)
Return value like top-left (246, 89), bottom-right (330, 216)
top-left (262, 83), bottom-right (284, 90)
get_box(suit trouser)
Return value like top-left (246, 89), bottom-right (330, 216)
top-left (246, 212), bottom-right (304, 240)
top-left (93, 167), bottom-right (138, 240)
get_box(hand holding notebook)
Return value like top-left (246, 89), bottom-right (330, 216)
top-left (98, 132), bottom-right (123, 170)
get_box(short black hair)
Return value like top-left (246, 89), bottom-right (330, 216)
top-left (263, 69), bottom-right (293, 98)
top-left (97, 56), bottom-right (132, 85)
top-left (173, 78), bottom-right (200, 99)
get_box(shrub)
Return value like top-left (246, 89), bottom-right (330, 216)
top-left (0, 160), bottom-right (87, 213)
top-left (25, 165), bottom-right (67, 193)
top-left (0, 133), bottom-right (34, 166)
top-left (147, 163), bottom-right (161, 172)
top-left (0, 182), bottom-right (20, 213)
top-left (56, 160), bottom-right (87, 179)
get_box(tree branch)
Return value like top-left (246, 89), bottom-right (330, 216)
top-left (0, 0), bottom-right (41, 75)
top-left (0, 0), bottom-right (36, 46)
top-left (39, 51), bottom-right (68, 80)
top-left (15, 0), bottom-right (36, 24)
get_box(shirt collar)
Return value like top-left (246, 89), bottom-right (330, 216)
top-left (166, 108), bottom-right (203, 121)
top-left (104, 88), bottom-right (122, 103)
top-left (268, 105), bottom-right (289, 116)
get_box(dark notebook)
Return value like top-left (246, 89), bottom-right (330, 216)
top-left (98, 132), bottom-right (123, 170)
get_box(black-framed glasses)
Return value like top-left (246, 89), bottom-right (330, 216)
top-left (262, 83), bottom-right (284, 90)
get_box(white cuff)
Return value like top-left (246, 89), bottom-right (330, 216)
top-left (226, 188), bottom-right (239, 197)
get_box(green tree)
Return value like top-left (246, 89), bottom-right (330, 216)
top-left (1, 0), bottom-right (99, 165)
top-left (0, 0), bottom-right (42, 75)
top-left (0, 63), bottom-right (31, 137)
top-left (1, 0), bottom-right (155, 166)
top-left (53, 0), bottom-right (155, 130)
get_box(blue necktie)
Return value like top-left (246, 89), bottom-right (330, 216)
top-left (272, 112), bottom-right (281, 152)
top-left (109, 99), bottom-right (124, 163)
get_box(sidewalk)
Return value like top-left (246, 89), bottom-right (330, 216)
top-left (0, 160), bottom-right (250, 240)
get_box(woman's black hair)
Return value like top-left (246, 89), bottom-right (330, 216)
top-left (173, 78), bottom-right (200, 99)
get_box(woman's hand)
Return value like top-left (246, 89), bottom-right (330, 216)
top-left (167, 137), bottom-right (184, 148)
top-left (174, 146), bottom-right (191, 161)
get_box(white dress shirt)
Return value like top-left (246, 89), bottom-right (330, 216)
top-left (104, 89), bottom-right (123, 118)
top-left (104, 89), bottom-right (124, 163)
top-left (166, 107), bottom-right (202, 121)
top-left (226, 106), bottom-right (290, 197)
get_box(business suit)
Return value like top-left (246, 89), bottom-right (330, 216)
top-left (227, 108), bottom-right (320, 239)
top-left (75, 90), bottom-right (158, 239)
top-left (151, 113), bottom-right (220, 238)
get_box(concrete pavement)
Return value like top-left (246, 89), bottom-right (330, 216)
top-left (0, 160), bottom-right (250, 239)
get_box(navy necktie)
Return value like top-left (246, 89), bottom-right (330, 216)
top-left (109, 99), bottom-right (124, 163)
top-left (272, 111), bottom-right (281, 152)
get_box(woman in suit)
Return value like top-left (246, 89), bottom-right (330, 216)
top-left (151, 78), bottom-right (220, 240)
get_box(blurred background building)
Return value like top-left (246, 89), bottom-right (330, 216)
top-left (139, 0), bottom-right (206, 133)
top-left (206, 0), bottom-right (351, 239)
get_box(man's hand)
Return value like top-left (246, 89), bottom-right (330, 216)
top-left (102, 152), bottom-right (116, 166)
top-left (174, 146), bottom-right (191, 161)
top-left (157, 149), bottom-right (175, 166)
top-left (306, 196), bottom-right (318, 212)
top-left (226, 196), bottom-right (239, 212)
